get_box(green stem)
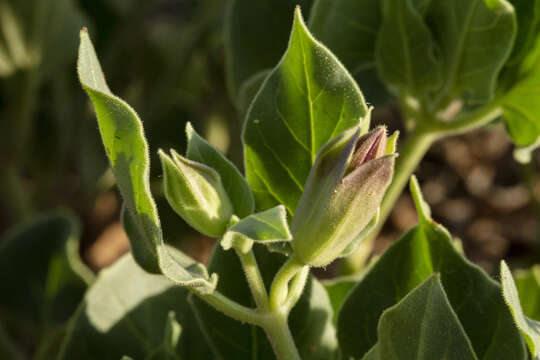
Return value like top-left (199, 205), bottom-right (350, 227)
top-left (284, 266), bottom-right (309, 313)
top-left (195, 290), bottom-right (264, 326)
top-left (269, 255), bottom-right (305, 310)
top-left (235, 249), bottom-right (269, 310)
top-left (261, 313), bottom-right (301, 360)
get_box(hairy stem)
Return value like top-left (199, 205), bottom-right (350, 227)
top-left (269, 255), bottom-right (305, 310)
top-left (284, 267), bottom-right (309, 313)
top-left (195, 290), bottom-right (264, 326)
top-left (262, 313), bottom-right (301, 360)
top-left (235, 249), bottom-right (269, 310)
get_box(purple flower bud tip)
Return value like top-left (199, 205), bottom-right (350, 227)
top-left (350, 126), bottom-right (388, 172)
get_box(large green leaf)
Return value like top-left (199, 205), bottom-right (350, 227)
top-left (225, 0), bottom-right (314, 101)
top-left (363, 275), bottom-right (478, 360)
top-left (308, 0), bottom-right (381, 75)
top-left (501, 261), bottom-right (540, 359)
top-left (425, 0), bottom-right (516, 106)
top-left (375, 0), bottom-right (441, 96)
top-left (58, 253), bottom-right (213, 360)
top-left (337, 177), bottom-right (526, 359)
top-left (191, 246), bottom-right (337, 360)
top-left (185, 122), bottom-right (254, 218)
top-left (77, 30), bottom-right (216, 293)
top-left (243, 7), bottom-right (368, 214)
top-left (515, 265), bottom-right (540, 321)
top-left (0, 210), bottom-right (91, 326)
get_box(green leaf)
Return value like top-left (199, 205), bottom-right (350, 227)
top-left (337, 176), bottom-right (526, 359)
top-left (237, 70), bottom-right (271, 115)
top-left (506, 0), bottom-right (540, 65)
top-left (243, 7), bottom-right (368, 214)
top-left (78, 30), bottom-right (216, 293)
top-left (0, 210), bottom-right (91, 325)
top-left (191, 246), bottom-right (337, 359)
top-left (308, 0), bottom-right (381, 74)
top-left (515, 265), bottom-right (540, 321)
top-left (221, 205), bottom-right (292, 254)
top-left (322, 277), bottom-right (359, 325)
top-left (225, 0), bottom-right (314, 101)
top-left (185, 122), bottom-right (254, 218)
top-left (58, 253), bottom-right (212, 360)
top-left (426, 0), bottom-right (516, 105)
top-left (501, 261), bottom-right (540, 358)
top-left (363, 275), bottom-right (478, 360)
top-left (375, 0), bottom-right (441, 96)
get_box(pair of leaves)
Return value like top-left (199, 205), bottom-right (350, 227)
top-left (78, 29), bottom-right (218, 293)
top-left (336, 177), bottom-right (526, 359)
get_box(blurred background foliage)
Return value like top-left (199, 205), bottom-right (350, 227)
top-left (0, 0), bottom-right (540, 358)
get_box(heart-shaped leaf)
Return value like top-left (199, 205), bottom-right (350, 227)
top-left (501, 261), bottom-right (540, 359)
top-left (337, 177), bottom-right (525, 359)
top-left (243, 7), bottom-right (368, 214)
top-left (58, 253), bottom-right (213, 360)
top-left (363, 275), bottom-right (478, 360)
top-left (221, 205), bottom-right (292, 254)
top-left (77, 30), bottom-right (216, 293)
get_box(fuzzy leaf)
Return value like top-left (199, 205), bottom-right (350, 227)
top-left (501, 261), bottom-right (540, 359)
top-left (185, 122), bottom-right (254, 218)
top-left (337, 176), bottom-right (526, 359)
top-left (243, 7), bottom-right (368, 214)
top-left (363, 275), bottom-right (478, 360)
top-left (221, 205), bottom-right (292, 254)
top-left (77, 30), bottom-right (216, 293)
top-left (58, 253), bottom-right (212, 360)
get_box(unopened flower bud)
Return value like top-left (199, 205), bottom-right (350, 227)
top-left (159, 149), bottom-right (233, 237)
top-left (291, 126), bottom-right (395, 267)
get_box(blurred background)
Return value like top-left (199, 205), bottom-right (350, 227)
top-left (0, 0), bottom-right (540, 357)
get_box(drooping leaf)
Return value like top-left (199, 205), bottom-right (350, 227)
top-left (185, 122), bottom-right (254, 218)
top-left (243, 7), bottom-right (368, 214)
top-left (337, 176), bottom-right (526, 359)
top-left (0, 210), bottom-right (91, 325)
top-left (515, 265), bottom-right (540, 321)
top-left (501, 261), bottom-right (540, 359)
top-left (58, 253), bottom-right (212, 360)
top-left (77, 30), bottom-right (216, 293)
top-left (363, 275), bottom-right (478, 360)
top-left (425, 0), bottom-right (516, 105)
top-left (221, 205), bottom-right (292, 254)
top-left (190, 246), bottom-right (337, 360)
top-left (225, 0), bottom-right (314, 101)
top-left (375, 0), bottom-right (441, 96)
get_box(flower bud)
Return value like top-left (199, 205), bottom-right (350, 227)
top-left (291, 126), bottom-right (395, 267)
top-left (159, 149), bottom-right (233, 237)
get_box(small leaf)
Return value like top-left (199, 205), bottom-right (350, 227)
top-left (185, 122), bottom-right (254, 218)
top-left (425, 0), bottom-right (516, 105)
top-left (190, 246), bottom-right (337, 359)
top-left (243, 7), bottom-right (368, 214)
top-left (58, 253), bottom-right (212, 360)
top-left (78, 30), bottom-right (216, 293)
top-left (515, 265), bottom-right (540, 321)
top-left (363, 275), bottom-right (478, 360)
top-left (337, 177), bottom-right (525, 359)
top-left (225, 0), bottom-right (314, 100)
top-left (501, 261), bottom-right (540, 358)
top-left (375, 0), bottom-right (441, 96)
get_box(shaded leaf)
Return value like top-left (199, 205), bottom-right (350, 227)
top-left (78, 30), bottom-right (216, 293)
top-left (221, 205), bottom-right (292, 254)
top-left (191, 246), bottom-right (337, 359)
top-left (337, 177), bottom-right (526, 359)
top-left (363, 275), bottom-right (478, 360)
top-left (501, 261), bottom-right (540, 359)
top-left (243, 7), bottom-right (368, 214)
top-left (58, 253), bottom-right (212, 360)
top-left (186, 122), bottom-right (254, 218)
top-left (225, 0), bottom-right (314, 100)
